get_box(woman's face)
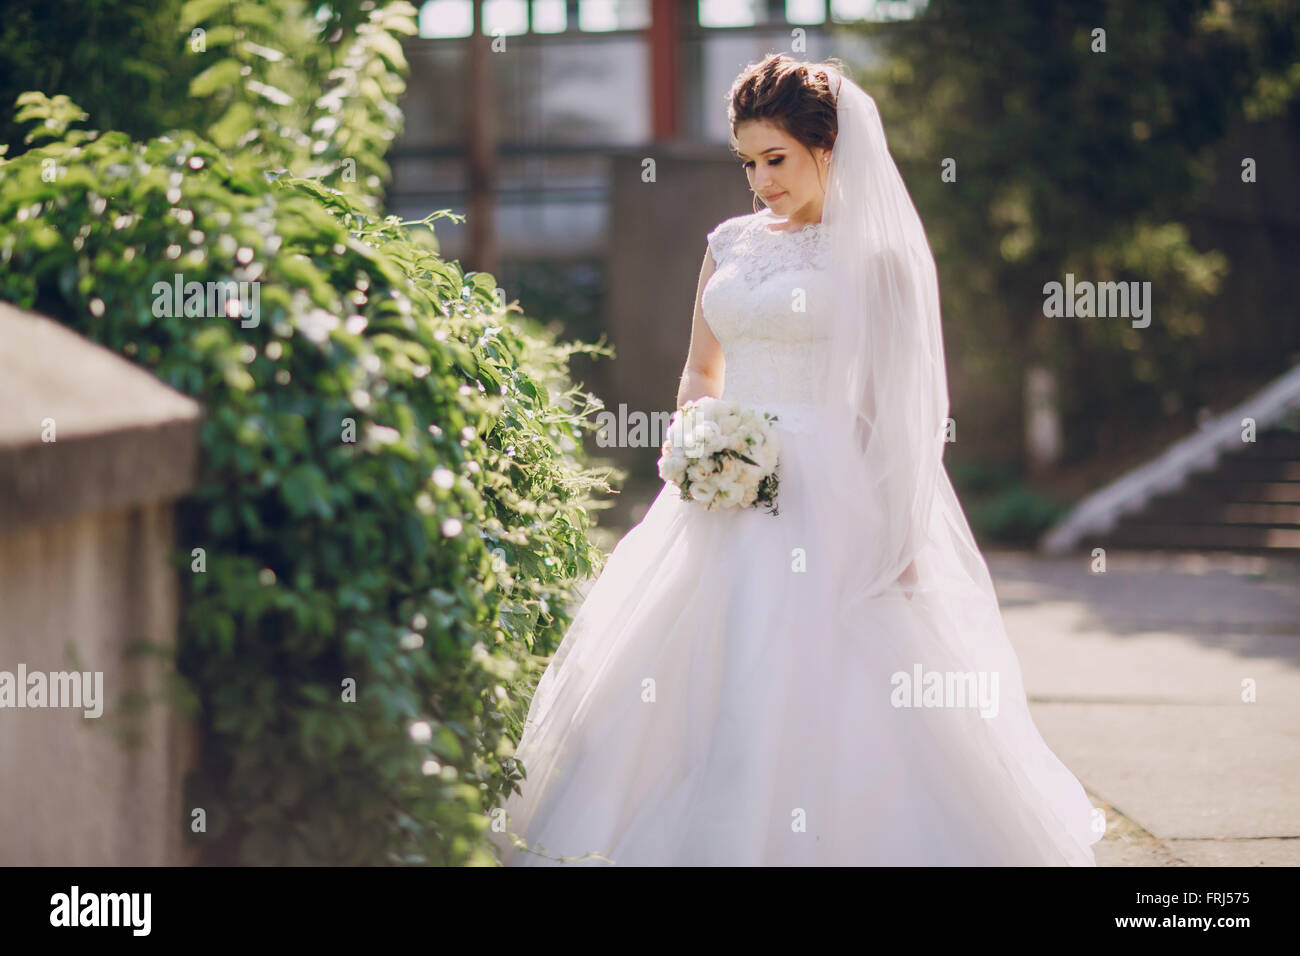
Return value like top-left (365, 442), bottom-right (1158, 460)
top-left (734, 119), bottom-right (830, 219)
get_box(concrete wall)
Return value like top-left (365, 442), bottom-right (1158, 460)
top-left (0, 303), bottom-right (201, 865)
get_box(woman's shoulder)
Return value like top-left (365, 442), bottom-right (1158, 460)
top-left (706, 210), bottom-right (766, 263)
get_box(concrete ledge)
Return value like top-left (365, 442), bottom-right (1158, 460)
top-left (0, 301), bottom-right (203, 864)
top-left (0, 302), bottom-right (202, 537)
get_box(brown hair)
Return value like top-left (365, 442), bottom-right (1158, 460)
top-left (726, 54), bottom-right (844, 211)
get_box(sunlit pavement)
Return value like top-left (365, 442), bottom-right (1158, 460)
top-left (990, 549), bottom-right (1300, 866)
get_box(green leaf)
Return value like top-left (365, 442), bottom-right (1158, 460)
top-left (190, 59), bottom-right (244, 98)
top-left (179, 0), bottom-right (230, 30)
top-left (208, 102), bottom-right (255, 150)
top-left (281, 464), bottom-right (333, 519)
top-left (448, 341), bottom-right (477, 377)
top-left (367, 31), bottom-right (408, 72)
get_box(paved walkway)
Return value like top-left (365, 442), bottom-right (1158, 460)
top-left (990, 549), bottom-right (1300, 866)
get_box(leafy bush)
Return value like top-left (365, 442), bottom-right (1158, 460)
top-left (950, 461), bottom-right (1066, 545)
top-left (0, 24), bottom-right (612, 863)
top-left (176, 0), bottom-right (411, 212)
top-left (949, 460), bottom-right (1018, 496)
top-left (0, 0), bottom-right (197, 155)
top-left (971, 485), bottom-right (1067, 546)
top-left (0, 0), bottom-right (387, 167)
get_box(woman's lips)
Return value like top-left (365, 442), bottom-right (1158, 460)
top-left (764, 191), bottom-right (785, 201)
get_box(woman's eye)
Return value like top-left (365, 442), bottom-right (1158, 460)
top-left (741, 157), bottom-right (783, 169)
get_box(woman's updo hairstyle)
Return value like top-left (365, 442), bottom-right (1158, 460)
top-left (726, 54), bottom-right (844, 211)
top-left (726, 53), bottom-right (843, 160)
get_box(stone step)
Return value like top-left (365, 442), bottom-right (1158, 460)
top-left (1164, 477), bottom-right (1300, 504)
top-left (1083, 523), bottom-right (1300, 551)
top-left (1137, 499), bottom-right (1300, 525)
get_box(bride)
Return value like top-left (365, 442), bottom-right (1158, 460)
top-left (491, 54), bottom-right (1101, 866)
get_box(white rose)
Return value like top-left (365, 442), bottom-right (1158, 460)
top-left (686, 461), bottom-right (712, 484)
top-left (664, 419), bottom-right (685, 452)
top-left (689, 481), bottom-right (716, 505)
top-left (716, 407), bottom-right (742, 432)
top-left (658, 453), bottom-right (686, 484)
top-left (691, 396), bottom-right (723, 419)
top-left (688, 420), bottom-right (725, 456)
top-left (713, 479), bottom-right (745, 505)
top-left (715, 456), bottom-right (743, 483)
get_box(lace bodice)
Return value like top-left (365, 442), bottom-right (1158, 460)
top-left (701, 209), bottom-right (833, 427)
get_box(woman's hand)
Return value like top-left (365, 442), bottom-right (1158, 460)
top-left (898, 559), bottom-right (918, 601)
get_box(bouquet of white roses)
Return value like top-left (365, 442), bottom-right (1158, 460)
top-left (656, 397), bottom-right (780, 513)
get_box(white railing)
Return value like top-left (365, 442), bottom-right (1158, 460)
top-left (1040, 363), bottom-right (1300, 554)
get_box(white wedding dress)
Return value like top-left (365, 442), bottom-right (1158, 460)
top-left (492, 207), bottom-right (1101, 866)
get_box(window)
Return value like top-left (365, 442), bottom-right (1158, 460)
top-left (578, 0), bottom-right (650, 32)
top-left (532, 0), bottom-right (567, 33)
top-left (699, 0), bottom-right (759, 29)
top-left (416, 0), bottom-right (649, 37)
top-left (484, 0), bottom-right (529, 35)
top-left (418, 0), bottom-right (472, 38)
top-left (831, 0), bottom-right (925, 22)
top-left (785, 0), bottom-right (826, 25)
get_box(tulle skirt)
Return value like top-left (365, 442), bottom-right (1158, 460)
top-left (492, 403), bottom-right (1100, 866)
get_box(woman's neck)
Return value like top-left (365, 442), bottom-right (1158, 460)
top-left (768, 199), bottom-right (823, 228)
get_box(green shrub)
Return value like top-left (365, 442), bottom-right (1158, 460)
top-left (949, 460), bottom-right (1018, 496)
top-left (970, 485), bottom-right (1067, 546)
top-left (0, 0), bottom-right (197, 155)
top-left (951, 461), bottom-right (1067, 545)
top-left (0, 76), bottom-right (611, 863)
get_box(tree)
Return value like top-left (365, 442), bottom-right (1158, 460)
top-left (856, 0), bottom-right (1300, 471)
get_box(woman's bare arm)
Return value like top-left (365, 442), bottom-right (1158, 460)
top-left (676, 247), bottom-right (725, 408)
